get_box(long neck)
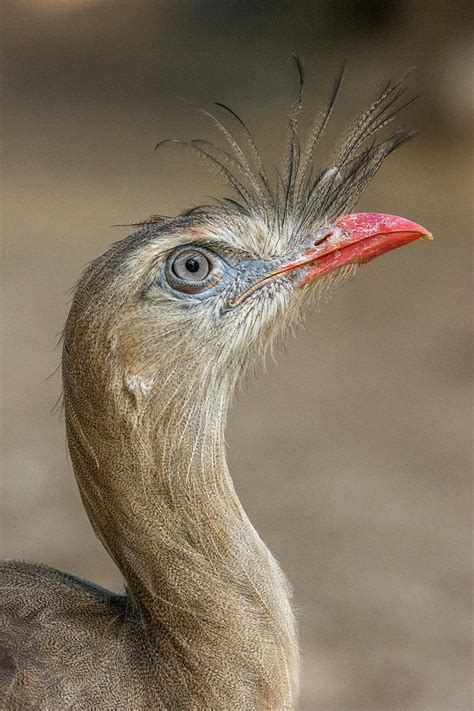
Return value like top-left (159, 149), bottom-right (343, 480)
top-left (63, 355), bottom-right (299, 709)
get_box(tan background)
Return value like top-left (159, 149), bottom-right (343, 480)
top-left (1, 2), bottom-right (472, 709)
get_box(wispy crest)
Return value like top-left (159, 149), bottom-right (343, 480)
top-left (155, 58), bottom-right (417, 238)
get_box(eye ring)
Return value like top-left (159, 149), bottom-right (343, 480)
top-left (164, 245), bottom-right (224, 294)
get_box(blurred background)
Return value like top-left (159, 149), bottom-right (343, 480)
top-left (1, 1), bottom-right (472, 709)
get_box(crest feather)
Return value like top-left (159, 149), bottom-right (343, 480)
top-left (155, 60), bottom-right (417, 240)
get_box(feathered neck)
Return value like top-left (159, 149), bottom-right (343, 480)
top-left (62, 333), bottom-right (299, 709)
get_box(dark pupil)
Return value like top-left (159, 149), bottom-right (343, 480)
top-left (185, 257), bottom-right (200, 273)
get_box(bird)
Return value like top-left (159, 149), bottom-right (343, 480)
top-left (0, 63), bottom-right (431, 710)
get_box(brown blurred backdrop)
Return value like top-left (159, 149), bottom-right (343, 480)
top-left (1, 1), bottom-right (473, 709)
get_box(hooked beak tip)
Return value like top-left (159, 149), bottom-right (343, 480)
top-left (334, 212), bottom-right (432, 242)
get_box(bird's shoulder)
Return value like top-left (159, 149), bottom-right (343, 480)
top-left (0, 560), bottom-right (138, 710)
top-left (0, 558), bottom-right (127, 625)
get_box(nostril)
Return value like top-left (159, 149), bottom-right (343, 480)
top-left (314, 230), bottom-right (333, 246)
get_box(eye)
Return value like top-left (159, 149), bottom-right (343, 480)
top-left (164, 246), bottom-right (225, 295)
top-left (171, 251), bottom-right (211, 281)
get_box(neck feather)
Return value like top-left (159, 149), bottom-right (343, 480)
top-left (63, 354), bottom-right (299, 708)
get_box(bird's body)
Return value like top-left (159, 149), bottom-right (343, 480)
top-left (2, 557), bottom-right (292, 709)
top-left (1, 66), bottom-right (430, 710)
top-left (1, 564), bottom-right (135, 708)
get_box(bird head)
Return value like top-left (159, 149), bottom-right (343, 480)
top-left (63, 67), bottom-right (431, 433)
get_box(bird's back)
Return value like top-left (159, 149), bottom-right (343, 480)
top-left (0, 561), bottom-right (158, 710)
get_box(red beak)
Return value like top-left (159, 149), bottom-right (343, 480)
top-left (227, 213), bottom-right (431, 308)
top-left (292, 212), bottom-right (432, 287)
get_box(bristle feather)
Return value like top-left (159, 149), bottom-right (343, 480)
top-left (155, 65), bottom-right (417, 243)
